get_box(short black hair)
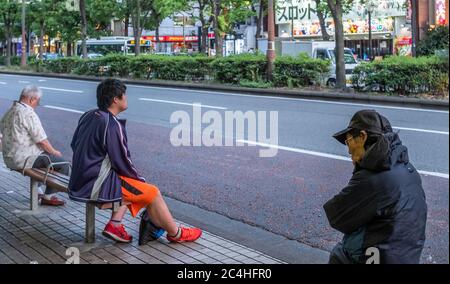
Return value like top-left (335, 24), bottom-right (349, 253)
top-left (96, 79), bottom-right (126, 111)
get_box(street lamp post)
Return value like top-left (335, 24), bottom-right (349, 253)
top-left (20, 0), bottom-right (26, 67)
top-left (267, 0), bottom-right (276, 80)
top-left (290, 1), bottom-right (294, 39)
top-left (182, 15), bottom-right (186, 50)
top-left (366, 0), bottom-right (376, 61)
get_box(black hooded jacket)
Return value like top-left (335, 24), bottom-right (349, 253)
top-left (324, 132), bottom-right (428, 264)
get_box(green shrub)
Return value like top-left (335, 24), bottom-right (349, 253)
top-left (0, 55), bottom-right (36, 66)
top-left (41, 57), bottom-right (82, 74)
top-left (129, 55), bottom-right (214, 81)
top-left (239, 79), bottom-right (273, 88)
top-left (273, 53), bottom-right (330, 87)
top-left (211, 53), bottom-right (267, 83)
top-left (98, 54), bottom-right (130, 77)
top-left (72, 58), bottom-right (102, 76)
top-left (351, 55), bottom-right (448, 96)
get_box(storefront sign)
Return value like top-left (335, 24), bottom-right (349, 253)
top-left (276, 0), bottom-right (407, 24)
top-left (436, 0), bottom-right (447, 25)
top-left (394, 36), bottom-right (412, 56)
top-left (290, 16), bottom-right (394, 36)
top-left (142, 36), bottom-right (199, 42)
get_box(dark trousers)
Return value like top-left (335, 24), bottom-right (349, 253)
top-left (32, 153), bottom-right (70, 194)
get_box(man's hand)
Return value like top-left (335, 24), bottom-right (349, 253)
top-left (37, 139), bottom-right (62, 157)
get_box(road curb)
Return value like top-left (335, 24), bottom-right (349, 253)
top-left (1, 69), bottom-right (448, 110)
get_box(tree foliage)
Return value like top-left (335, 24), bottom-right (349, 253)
top-left (417, 25), bottom-right (449, 56)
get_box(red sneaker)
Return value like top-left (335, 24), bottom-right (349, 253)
top-left (167, 227), bottom-right (202, 243)
top-left (102, 222), bottom-right (133, 243)
top-left (40, 196), bottom-right (65, 206)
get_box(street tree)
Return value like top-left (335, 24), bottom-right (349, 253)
top-left (124, 0), bottom-right (187, 56)
top-left (211, 0), bottom-right (255, 57)
top-left (117, 0), bottom-right (133, 36)
top-left (188, 0), bottom-right (214, 54)
top-left (314, 0), bottom-right (331, 41)
top-left (28, 0), bottom-right (62, 59)
top-left (57, 6), bottom-right (81, 56)
top-left (79, 0), bottom-right (88, 58)
top-left (87, 0), bottom-right (121, 37)
top-left (251, 0), bottom-right (266, 50)
top-left (0, 0), bottom-right (20, 66)
top-left (212, 0), bottom-right (222, 56)
top-left (150, 0), bottom-right (188, 53)
top-left (325, 0), bottom-right (356, 88)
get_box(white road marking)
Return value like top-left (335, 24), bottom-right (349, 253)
top-left (131, 85), bottom-right (449, 114)
top-left (138, 98), bottom-right (227, 110)
top-left (38, 79), bottom-right (46, 82)
top-left (1, 74), bottom-right (448, 114)
top-left (43, 105), bottom-right (84, 114)
top-left (238, 139), bottom-right (449, 179)
top-left (39, 87), bottom-right (83, 93)
top-left (417, 170), bottom-right (449, 179)
top-left (0, 82), bottom-right (6, 85)
top-left (393, 126), bottom-right (449, 135)
top-left (0, 74), bottom-right (98, 84)
top-left (18, 80), bottom-right (30, 83)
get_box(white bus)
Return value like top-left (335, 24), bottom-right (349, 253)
top-left (75, 36), bottom-right (152, 57)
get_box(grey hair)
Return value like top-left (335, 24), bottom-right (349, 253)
top-left (20, 85), bottom-right (43, 100)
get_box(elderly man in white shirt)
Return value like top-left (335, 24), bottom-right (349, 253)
top-left (0, 86), bottom-right (68, 206)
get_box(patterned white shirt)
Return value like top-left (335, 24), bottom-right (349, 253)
top-left (0, 101), bottom-right (47, 170)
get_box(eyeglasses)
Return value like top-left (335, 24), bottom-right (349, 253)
top-left (344, 136), bottom-right (354, 146)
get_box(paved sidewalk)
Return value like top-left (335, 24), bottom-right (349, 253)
top-left (0, 156), bottom-right (284, 264)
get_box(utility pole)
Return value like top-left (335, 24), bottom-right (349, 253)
top-left (20, 0), bottom-right (27, 67)
top-left (411, 0), bottom-right (418, 56)
top-left (267, 0), bottom-right (276, 81)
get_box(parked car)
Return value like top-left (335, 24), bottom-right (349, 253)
top-left (80, 53), bottom-right (104, 59)
top-left (36, 53), bottom-right (64, 61)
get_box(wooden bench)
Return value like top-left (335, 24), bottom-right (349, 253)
top-left (17, 156), bottom-right (118, 243)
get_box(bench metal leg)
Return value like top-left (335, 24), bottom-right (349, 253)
top-left (85, 203), bottom-right (96, 243)
top-left (30, 179), bottom-right (39, 211)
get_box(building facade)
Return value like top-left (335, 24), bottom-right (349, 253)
top-left (273, 0), bottom-right (449, 59)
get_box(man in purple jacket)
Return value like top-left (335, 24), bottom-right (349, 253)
top-left (69, 79), bottom-right (202, 244)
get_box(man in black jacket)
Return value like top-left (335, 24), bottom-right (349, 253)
top-left (324, 109), bottom-right (427, 264)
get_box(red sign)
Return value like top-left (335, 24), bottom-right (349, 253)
top-left (396, 37), bottom-right (412, 45)
top-left (142, 36), bottom-right (199, 42)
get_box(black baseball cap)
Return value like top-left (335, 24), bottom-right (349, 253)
top-left (333, 109), bottom-right (393, 144)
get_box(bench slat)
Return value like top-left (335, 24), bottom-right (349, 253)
top-left (14, 167), bottom-right (121, 243)
top-left (23, 169), bottom-right (68, 193)
top-left (32, 168), bottom-right (70, 184)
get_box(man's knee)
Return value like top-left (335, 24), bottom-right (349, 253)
top-left (146, 185), bottom-right (161, 205)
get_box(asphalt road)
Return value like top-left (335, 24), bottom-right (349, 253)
top-left (0, 73), bottom-right (448, 263)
